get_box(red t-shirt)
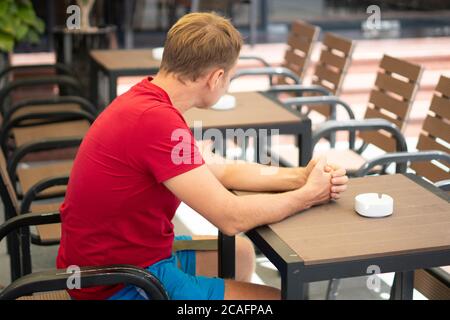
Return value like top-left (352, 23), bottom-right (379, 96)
top-left (56, 78), bottom-right (204, 300)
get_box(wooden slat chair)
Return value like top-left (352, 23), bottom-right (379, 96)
top-left (0, 138), bottom-right (218, 283)
top-left (0, 263), bottom-right (169, 300)
top-left (0, 63), bottom-right (76, 103)
top-left (0, 150), bottom-right (66, 281)
top-left (266, 32), bottom-right (355, 113)
top-left (409, 76), bottom-right (450, 183)
top-left (303, 32), bottom-right (355, 118)
top-left (329, 75), bottom-right (450, 300)
top-left (235, 20), bottom-right (320, 85)
top-left (0, 200), bottom-right (218, 295)
top-left (0, 75), bottom-right (96, 158)
top-left (265, 32), bottom-right (355, 151)
top-left (4, 136), bottom-right (82, 201)
top-left (276, 55), bottom-right (423, 174)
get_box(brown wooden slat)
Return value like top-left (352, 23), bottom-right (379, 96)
top-left (290, 20), bottom-right (319, 40)
top-left (429, 94), bottom-right (450, 120)
top-left (12, 120), bottom-right (90, 148)
top-left (11, 103), bottom-right (83, 120)
top-left (318, 50), bottom-right (347, 70)
top-left (411, 161), bottom-right (450, 183)
top-left (365, 106), bottom-right (403, 128)
top-left (380, 55), bottom-right (423, 81)
top-left (284, 50), bottom-right (306, 68)
top-left (286, 34), bottom-right (313, 54)
top-left (314, 64), bottom-right (341, 87)
top-left (30, 203), bottom-right (61, 243)
top-left (322, 32), bottom-right (354, 54)
top-left (417, 133), bottom-right (450, 154)
top-left (436, 75), bottom-right (450, 97)
top-left (369, 89), bottom-right (410, 119)
top-left (422, 116), bottom-right (450, 143)
top-left (359, 130), bottom-right (397, 152)
top-left (17, 161), bottom-right (73, 196)
top-left (415, 269), bottom-right (450, 300)
top-left (375, 72), bottom-right (417, 100)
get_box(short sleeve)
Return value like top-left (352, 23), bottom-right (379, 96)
top-left (127, 106), bottom-right (205, 183)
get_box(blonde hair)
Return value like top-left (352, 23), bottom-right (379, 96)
top-left (160, 12), bottom-right (243, 82)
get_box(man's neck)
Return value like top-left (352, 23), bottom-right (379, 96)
top-left (151, 73), bottom-right (198, 114)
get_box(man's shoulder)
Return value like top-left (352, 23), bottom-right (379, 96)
top-left (139, 103), bottom-right (188, 128)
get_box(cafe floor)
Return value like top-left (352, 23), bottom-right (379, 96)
top-left (2, 36), bottom-right (448, 298)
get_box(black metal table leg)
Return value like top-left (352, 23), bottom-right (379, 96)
top-left (390, 271), bottom-right (414, 300)
top-left (89, 60), bottom-right (99, 107)
top-left (298, 120), bottom-right (312, 166)
top-left (108, 74), bottom-right (118, 105)
top-left (282, 265), bottom-right (306, 300)
top-left (218, 231), bottom-right (235, 279)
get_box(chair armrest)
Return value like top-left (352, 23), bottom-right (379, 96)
top-left (283, 95), bottom-right (355, 120)
top-left (7, 137), bottom-right (82, 189)
top-left (354, 151), bottom-right (450, 177)
top-left (0, 63), bottom-right (75, 82)
top-left (0, 265), bottom-right (168, 300)
top-left (4, 96), bottom-right (97, 123)
top-left (267, 84), bottom-right (333, 96)
top-left (425, 267), bottom-right (450, 287)
top-left (0, 211), bottom-right (61, 244)
top-left (238, 55), bottom-right (271, 67)
top-left (435, 179), bottom-right (450, 192)
top-left (20, 176), bottom-right (70, 214)
top-left (0, 75), bottom-right (82, 109)
top-left (231, 67), bottom-right (301, 84)
top-left (312, 119), bottom-right (407, 172)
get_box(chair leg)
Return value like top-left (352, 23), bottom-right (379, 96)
top-left (19, 227), bottom-right (32, 276)
top-left (326, 278), bottom-right (341, 300)
top-left (390, 271), bottom-right (414, 300)
top-left (9, 230), bottom-right (21, 281)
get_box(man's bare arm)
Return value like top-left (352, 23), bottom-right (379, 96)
top-left (202, 147), bottom-right (309, 192)
top-left (163, 159), bottom-right (332, 236)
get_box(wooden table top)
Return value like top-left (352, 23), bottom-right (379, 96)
top-left (236, 174), bottom-right (450, 266)
top-left (90, 49), bottom-right (161, 72)
top-left (184, 92), bottom-right (302, 129)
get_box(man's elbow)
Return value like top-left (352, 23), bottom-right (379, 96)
top-left (219, 224), bottom-right (243, 237)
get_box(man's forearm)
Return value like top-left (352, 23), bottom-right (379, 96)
top-left (221, 187), bottom-right (313, 235)
top-left (220, 163), bottom-right (307, 192)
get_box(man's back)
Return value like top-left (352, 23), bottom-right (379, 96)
top-left (56, 78), bottom-right (204, 299)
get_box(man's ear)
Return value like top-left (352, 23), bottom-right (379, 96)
top-left (206, 68), bottom-right (225, 90)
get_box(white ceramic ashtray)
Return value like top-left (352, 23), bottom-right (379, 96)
top-left (211, 94), bottom-right (236, 111)
top-left (355, 193), bottom-right (394, 218)
top-left (152, 47), bottom-right (164, 61)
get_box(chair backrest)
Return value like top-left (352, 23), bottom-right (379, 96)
top-left (308, 32), bottom-right (355, 117)
top-left (411, 75), bottom-right (450, 183)
top-left (359, 55), bottom-right (423, 152)
top-left (0, 150), bottom-right (20, 217)
top-left (280, 20), bottom-right (320, 83)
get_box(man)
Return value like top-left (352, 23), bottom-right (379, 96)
top-left (57, 12), bottom-right (348, 300)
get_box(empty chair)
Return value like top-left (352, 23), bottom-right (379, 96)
top-left (303, 32), bottom-right (355, 118)
top-left (326, 75), bottom-right (450, 300)
top-left (276, 55), bottom-right (423, 173)
top-left (235, 20), bottom-right (320, 85)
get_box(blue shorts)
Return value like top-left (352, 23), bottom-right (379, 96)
top-left (108, 235), bottom-right (225, 300)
